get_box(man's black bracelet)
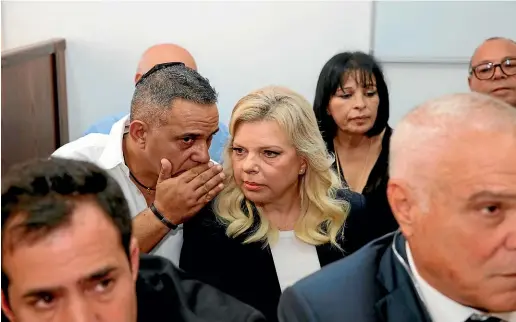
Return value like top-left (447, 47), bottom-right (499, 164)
top-left (150, 203), bottom-right (178, 230)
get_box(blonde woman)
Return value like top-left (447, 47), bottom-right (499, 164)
top-left (179, 86), bottom-right (365, 322)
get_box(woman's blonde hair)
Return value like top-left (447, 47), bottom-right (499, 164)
top-left (214, 86), bottom-right (349, 248)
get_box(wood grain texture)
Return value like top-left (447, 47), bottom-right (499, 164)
top-left (1, 38), bottom-right (68, 176)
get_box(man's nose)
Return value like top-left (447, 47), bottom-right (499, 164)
top-left (192, 142), bottom-right (211, 164)
top-left (62, 298), bottom-right (92, 322)
top-left (492, 65), bottom-right (507, 80)
top-left (505, 214), bottom-right (516, 250)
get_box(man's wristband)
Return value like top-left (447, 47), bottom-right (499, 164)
top-left (150, 203), bottom-right (178, 230)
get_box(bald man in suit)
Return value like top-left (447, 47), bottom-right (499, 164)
top-left (278, 93), bottom-right (516, 322)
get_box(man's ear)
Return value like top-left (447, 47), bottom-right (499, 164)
top-left (129, 237), bottom-right (140, 282)
top-left (2, 289), bottom-right (15, 322)
top-left (128, 121), bottom-right (149, 149)
top-left (467, 75), bottom-right (473, 89)
top-left (387, 179), bottom-right (417, 237)
top-left (134, 73), bottom-right (143, 84)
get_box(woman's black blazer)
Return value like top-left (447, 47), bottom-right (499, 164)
top-left (179, 189), bottom-right (366, 322)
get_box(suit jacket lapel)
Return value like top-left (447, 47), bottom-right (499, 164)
top-left (374, 232), bottom-right (432, 322)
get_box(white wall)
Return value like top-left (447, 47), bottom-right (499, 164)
top-left (382, 63), bottom-right (470, 126)
top-left (373, 1), bottom-right (516, 61)
top-left (2, 1), bottom-right (373, 140)
top-left (371, 1), bottom-right (516, 126)
top-left (1, 3), bottom-right (4, 49)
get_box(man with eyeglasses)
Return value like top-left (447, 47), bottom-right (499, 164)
top-left (468, 37), bottom-right (516, 107)
top-left (52, 59), bottom-right (225, 267)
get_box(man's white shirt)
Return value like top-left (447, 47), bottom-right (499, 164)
top-left (53, 114), bottom-right (188, 265)
top-left (406, 243), bottom-right (516, 322)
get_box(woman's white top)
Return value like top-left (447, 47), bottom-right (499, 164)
top-left (270, 230), bottom-right (321, 292)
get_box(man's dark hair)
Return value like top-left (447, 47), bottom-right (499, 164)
top-left (313, 51), bottom-right (390, 151)
top-left (1, 157), bottom-right (132, 298)
top-left (130, 64), bottom-right (218, 126)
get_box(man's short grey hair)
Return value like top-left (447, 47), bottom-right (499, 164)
top-left (130, 64), bottom-right (218, 126)
top-left (389, 92), bottom-right (516, 210)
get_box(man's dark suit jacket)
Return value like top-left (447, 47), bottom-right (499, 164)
top-left (180, 189), bottom-right (366, 322)
top-left (277, 232), bottom-right (433, 322)
top-left (137, 254), bottom-right (266, 321)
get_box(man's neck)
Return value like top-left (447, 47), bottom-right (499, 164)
top-left (122, 135), bottom-right (158, 187)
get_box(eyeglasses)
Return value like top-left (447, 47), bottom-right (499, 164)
top-left (470, 57), bottom-right (516, 80)
top-left (135, 62), bottom-right (185, 87)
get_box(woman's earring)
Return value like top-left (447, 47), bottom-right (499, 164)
top-left (299, 168), bottom-right (305, 175)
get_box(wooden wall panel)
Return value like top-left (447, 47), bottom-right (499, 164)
top-left (1, 39), bottom-right (68, 175)
top-left (1, 56), bottom-right (57, 173)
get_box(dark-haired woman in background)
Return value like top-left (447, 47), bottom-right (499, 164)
top-left (313, 51), bottom-right (398, 254)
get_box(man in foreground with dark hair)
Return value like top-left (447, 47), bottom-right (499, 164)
top-left (1, 158), bottom-right (266, 322)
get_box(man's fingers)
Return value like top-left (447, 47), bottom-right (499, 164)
top-left (196, 180), bottom-right (225, 203)
top-left (181, 163), bottom-right (213, 183)
top-left (191, 164), bottom-right (223, 190)
top-left (205, 183), bottom-right (225, 203)
top-left (194, 169), bottom-right (225, 199)
top-left (157, 159), bottom-right (172, 184)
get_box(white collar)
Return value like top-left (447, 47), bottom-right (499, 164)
top-left (97, 114), bottom-right (130, 169)
top-left (405, 242), bottom-right (516, 322)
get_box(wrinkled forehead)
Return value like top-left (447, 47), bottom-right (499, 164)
top-left (157, 100), bottom-right (219, 133)
top-left (2, 212), bottom-right (127, 292)
top-left (471, 39), bottom-right (516, 65)
top-left (432, 129), bottom-right (516, 182)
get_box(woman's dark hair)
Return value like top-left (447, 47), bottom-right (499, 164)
top-left (313, 51), bottom-right (390, 150)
